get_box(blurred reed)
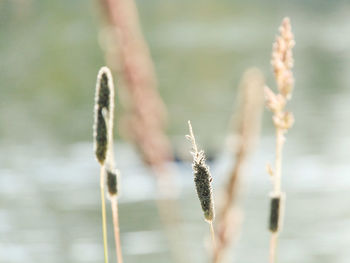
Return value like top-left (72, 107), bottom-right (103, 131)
top-left (98, 0), bottom-right (172, 168)
top-left (99, 0), bottom-right (190, 262)
top-left (213, 68), bottom-right (264, 263)
top-left (187, 121), bottom-right (216, 249)
top-left (264, 17), bottom-right (295, 263)
top-left (94, 66), bottom-right (123, 263)
top-left (97, 1), bottom-right (189, 262)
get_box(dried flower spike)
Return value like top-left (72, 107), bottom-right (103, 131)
top-left (271, 17), bottom-right (295, 100)
top-left (264, 86), bottom-right (286, 113)
top-left (266, 17), bottom-right (295, 263)
top-left (186, 121), bottom-right (215, 222)
top-left (93, 66), bottom-right (115, 165)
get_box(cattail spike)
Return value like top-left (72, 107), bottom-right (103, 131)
top-left (187, 121), bottom-right (215, 222)
top-left (94, 66), bottom-right (115, 165)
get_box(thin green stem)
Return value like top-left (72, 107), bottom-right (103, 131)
top-left (100, 166), bottom-right (109, 263)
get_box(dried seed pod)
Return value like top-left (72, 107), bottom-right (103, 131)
top-left (269, 193), bottom-right (285, 232)
top-left (93, 67), bottom-right (115, 165)
top-left (186, 121), bottom-right (215, 222)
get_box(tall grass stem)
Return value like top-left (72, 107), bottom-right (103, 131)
top-left (111, 198), bottom-right (123, 263)
top-left (100, 166), bottom-right (109, 263)
top-left (98, 3), bottom-right (188, 261)
top-left (265, 17), bottom-right (295, 262)
top-left (213, 68), bottom-right (264, 263)
top-left (210, 222), bottom-right (216, 251)
top-left (269, 233), bottom-right (278, 263)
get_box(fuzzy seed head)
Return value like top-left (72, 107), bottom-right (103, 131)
top-left (193, 153), bottom-right (215, 221)
top-left (187, 121), bottom-right (215, 222)
top-left (93, 67), bottom-right (115, 165)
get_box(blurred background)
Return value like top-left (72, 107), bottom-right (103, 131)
top-left (1, 0), bottom-right (350, 262)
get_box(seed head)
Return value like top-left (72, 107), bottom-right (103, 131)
top-left (269, 193), bottom-right (285, 233)
top-left (186, 121), bottom-right (215, 222)
top-left (271, 17), bottom-right (295, 99)
top-left (106, 167), bottom-right (119, 198)
top-left (93, 67), bottom-right (115, 165)
top-left (266, 18), bottom-right (295, 134)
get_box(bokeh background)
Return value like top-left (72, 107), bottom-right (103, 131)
top-left (1, 0), bottom-right (350, 262)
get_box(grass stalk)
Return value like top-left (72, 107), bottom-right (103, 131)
top-left (106, 165), bottom-right (123, 263)
top-left (187, 121), bottom-right (216, 251)
top-left (100, 166), bottom-right (109, 263)
top-left (265, 17), bottom-right (295, 263)
top-left (274, 129), bottom-right (284, 195)
top-left (111, 197), bottom-right (123, 263)
top-left (97, 2), bottom-right (189, 262)
top-left (210, 221), bottom-right (216, 251)
top-left (154, 173), bottom-right (191, 263)
top-left (213, 68), bottom-right (264, 263)
top-left (98, 0), bottom-right (171, 167)
top-left (94, 66), bottom-right (122, 263)
top-left (269, 232), bottom-right (278, 263)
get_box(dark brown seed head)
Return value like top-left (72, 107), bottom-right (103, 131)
top-left (193, 153), bottom-right (215, 221)
top-left (106, 167), bottom-right (119, 198)
top-left (187, 121), bottom-right (215, 222)
top-left (268, 193), bottom-right (285, 233)
top-left (93, 67), bottom-right (115, 165)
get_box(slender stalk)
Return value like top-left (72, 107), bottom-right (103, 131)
top-left (213, 68), bottom-right (264, 263)
top-left (274, 129), bottom-right (284, 195)
top-left (111, 198), bottom-right (123, 263)
top-left (100, 166), bottom-right (109, 263)
top-left (210, 221), bottom-right (216, 251)
top-left (265, 17), bottom-right (295, 263)
top-left (154, 170), bottom-right (191, 263)
top-left (269, 127), bottom-right (285, 263)
top-left (269, 129), bottom-right (284, 263)
top-left (98, 3), bottom-right (188, 262)
top-left (269, 232), bottom-right (278, 263)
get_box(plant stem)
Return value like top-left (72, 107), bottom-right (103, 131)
top-left (274, 128), bottom-right (284, 194)
top-left (210, 222), bottom-right (216, 252)
top-left (100, 166), bottom-right (109, 263)
top-left (270, 128), bottom-right (284, 263)
top-left (154, 170), bottom-right (191, 263)
top-left (111, 198), bottom-right (123, 263)
top-left (269, 232), bottom-right (278, 263)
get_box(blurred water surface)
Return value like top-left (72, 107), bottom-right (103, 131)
top-left (1, 0), bottom-right (350, 262)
